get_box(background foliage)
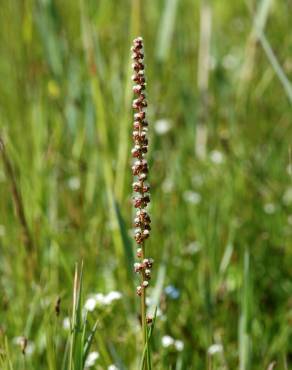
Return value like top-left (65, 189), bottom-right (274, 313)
top-left (0, 0), bottom-right (291, 369)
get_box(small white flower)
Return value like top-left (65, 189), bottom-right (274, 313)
top-left (103, 291), bottom-right (122, 305)
top-left (145, 297), bottom-right (151, 306)
top-left (85, 351), bottom-right (99, 367)
top-left (162, 335), bottom-right (174, 348)
top-left (63, 317), bottom-right (70, 330)
top-left (154, 119), bottom-right (172, 135)
top-left (174, 340), bottom-right (184, 352)
top-left (13, 337), bottom-right (35, 356)
top-left (183, 191), bottom-right (201, 205)
top-left (208, 343), bottom-right (223, 355)
top-left (210, 150), bottom-right (224, 164)
top-left (84, 297), bottom-right (97, 312)
top-left (67, 177), bottom-right (80, 190)
top-left (263, 203), bottom-right (275, 215)
top-left (185, 241), bottom-right (201, 255)
top-left (93, 291), bottom-right (122, 306)
top-left (13, 336), bottom-right (23, 345)
top-left (108, 365), bottom-right (119, 370)
top-left (25, 342), bottom-right (35, 355)
top-left (95, 293), bottom-right (106, 304)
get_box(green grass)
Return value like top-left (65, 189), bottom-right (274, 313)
top-left (0, 0), bottom-right (291, 369)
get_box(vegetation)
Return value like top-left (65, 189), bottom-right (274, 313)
top-left (0, 0), bottom-right (291, 369)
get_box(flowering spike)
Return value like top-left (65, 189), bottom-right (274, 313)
top-left (131, 38), bottom-right (153, 344)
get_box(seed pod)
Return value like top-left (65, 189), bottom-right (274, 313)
top-left (133, 85), bottom-right (143, 94)
top-left (136, 286), bottom-right (142, 296)
top-left (143, 258), bottom-right (154, 268)
top-left (133, 121), bottom-right (141, 130)
top-left (133, 38), bottom-right (143, 48)
top-left (132, 182), bottom-right (141, 192)
top-left (134, 111), bottom-right (146, 121)
top-left (145, 269), bottom-right (151, 279)
top-left (132, 51), bottom-right (144, 61)
top-left (142, 281), bottom-right (149, 288)
top-left (134, 262), bottom-right (143, 273)
top-left (132, 62), bottom-right (143, 72)
top-left (142, 195), bottom-right (150, 205)
top-left (143, 229), bottom-right (150, 239)
top-left (134, 230), bottom-right (142, 243)
top-left (146, 316), bottom-right (153, 325)
top-left (142, 184), bottom-right (150, 193)
top-left (131, 148), bottom-right (140, 158)
top-left (139, 173), bottom-right (147, 181)
top-left (132, 130), bottom-right (140, 141)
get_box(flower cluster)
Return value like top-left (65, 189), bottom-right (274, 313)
top-left (131, 37), bottom-right (153, 312)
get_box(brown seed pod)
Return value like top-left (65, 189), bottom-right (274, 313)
top-left (134, 111), bottom-right (146, 121)
top-left (146, 316), bottom-right (153, 325)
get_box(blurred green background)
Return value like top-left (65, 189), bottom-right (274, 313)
top-left (0, 0), bottom-right (291, 369)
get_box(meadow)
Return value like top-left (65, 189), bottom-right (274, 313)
top-left (0, 0), bottom-right (291, 369)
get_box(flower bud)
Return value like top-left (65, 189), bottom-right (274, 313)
top-left (146, 316), bottom-right (153, 324)
top-left (136, 286), bottom-right (142, 296)
top-left (145, 269), bottom-right (151, 279)
top-left (134, 112), bottom-right (146, 121)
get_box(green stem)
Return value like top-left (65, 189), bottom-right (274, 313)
top-left (140, 243), bottom-right (149, 369)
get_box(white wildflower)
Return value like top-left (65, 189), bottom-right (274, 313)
top-left (67, 177), bottom-right (80, 190)
top-left (174, 340), bottom-right (184, 351)
top-left (103, 291), bottom-right (122, 305)
top-left (84, 297), bottom-right (97, 312)
top-left (210, 150), bottom-right (224, 164)
top-left (63, 317), bottom-right (70, 330)
top-left (108, 365), bottom-right (119, 370)
top-left (85, 351), bottom-right (99, 367)
top-left (162, 335), bottom-right (175, 348)
top-left (25, 342), bottom-right (35, 355)
top-left (13, 337), bottom-right (35, 356)
top-left (154, 119), bottom-right (172, 135)
top-left (95, 293), bottom-right (106, 304)
top-left (145, 297), bottom-right (151, 306)
top-left (263, 203), bottom-right (275, 215)
top-left (183, 191), bottom-right (201, 205)
top-left (84, 291), bottom-right (122, 309)
top-left (185, 241), bottom-right (201, 255)
top-left (208, 343), bottom-right (223, 355)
